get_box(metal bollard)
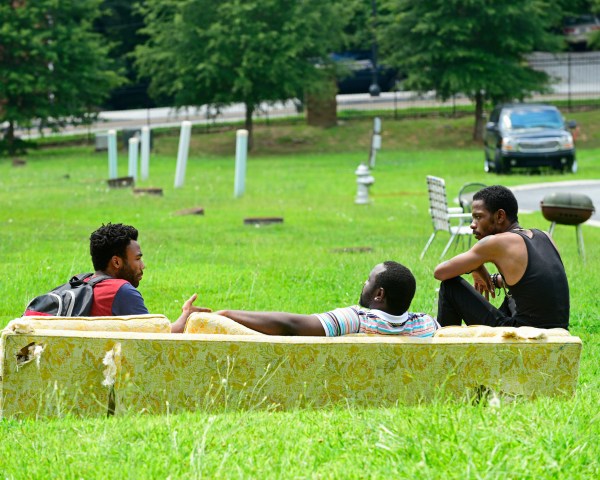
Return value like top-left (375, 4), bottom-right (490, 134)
top-left (234, 129), bottom-right (248, 198)
top-left (174, 121), bottom-right (192, 188)
top-left (107, 129), bottom-right (118, 179)
top-left (368, 117), bottom-right (382, 169)
top-left (355, 163), bottom-right (374, 204)
top-left (140, 126), bottom-right (150, 181)
top-left (128, 136), bottom-right (139, 181)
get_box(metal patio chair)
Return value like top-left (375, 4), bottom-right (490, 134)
top-left (420, 176), bottom-right (473, 259)
top-left (458, 182), bottom-right (487, 213)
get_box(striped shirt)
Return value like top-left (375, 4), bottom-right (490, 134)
top-left (314, 306), bottom-right (439, 337)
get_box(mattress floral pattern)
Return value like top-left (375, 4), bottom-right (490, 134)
top-left (0, 327), bottom-right (582, 418)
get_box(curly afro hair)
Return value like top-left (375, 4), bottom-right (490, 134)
top-left (473, 185), bottom-right (519, 223)
top-left (90, 223), bottom-right (138, 271)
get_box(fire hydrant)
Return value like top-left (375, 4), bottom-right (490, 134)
top-left (355, 163), bottom-right (374, 204)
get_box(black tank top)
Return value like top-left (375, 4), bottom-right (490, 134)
top-left (504, 229), bottom-right (570, 329)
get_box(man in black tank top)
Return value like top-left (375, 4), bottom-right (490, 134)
top-left (433, 185), bottom-right (569, 329)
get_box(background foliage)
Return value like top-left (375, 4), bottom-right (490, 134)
top-left (379, 0), bottom-right (562, 140)
top-left (0, 0), bottom-right (123, 155)
top-left (135, 0), bottom-right (350, 146)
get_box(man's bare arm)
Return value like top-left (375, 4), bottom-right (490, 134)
top-left (434, 237), bottom-right (493, 281)
top-left (216, 310), bottom-right (326, 336)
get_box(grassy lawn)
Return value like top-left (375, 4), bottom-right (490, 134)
top-left (1, 114), bottom-right (599, 478)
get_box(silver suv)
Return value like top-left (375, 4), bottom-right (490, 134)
top-left (484, 104), bottom-right (577, 174)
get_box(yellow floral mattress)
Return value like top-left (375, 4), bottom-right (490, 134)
top-left (0, 314), bottom-right (582, 418)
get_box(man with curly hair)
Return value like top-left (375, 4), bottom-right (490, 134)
top-left (89, 223), bottom-right (209, 332)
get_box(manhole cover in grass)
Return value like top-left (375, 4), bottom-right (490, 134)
top-left (107, 176), bottom-right (134, 188)
top-left (133, 187), bottom-right (163, 196)
top-left (244, 217), bottom-right (284, 226)
top-left (175, 207), bottom-right (205, 216)
top-left (331, 246), bottom-right (373, 253)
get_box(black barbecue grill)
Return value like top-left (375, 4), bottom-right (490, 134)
top-left (540, 192), bottom-right (595, 261)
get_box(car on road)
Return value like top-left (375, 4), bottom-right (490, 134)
top-left (484, 104), bottom-right (577, 174)
top-left (333, 51), bottom-right (399, 95)
top-left (563, 14), bottom-right (600, 50)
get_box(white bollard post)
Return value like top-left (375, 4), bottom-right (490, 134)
top-left (140, 126), bottom-right (150, 181)
top-left (107, 129), bottom-right (118, 179)
top-left (369, 117), bottom-right (382, 169)
top-left (128, 136), bottom-right (139, 181)
top-left (174, 121), bottom-right (192, 188)
top-left (234, 129), bottom-right (248, 198)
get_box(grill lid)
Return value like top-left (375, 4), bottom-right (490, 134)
top-left (540, 192), bottom-right (595, 211)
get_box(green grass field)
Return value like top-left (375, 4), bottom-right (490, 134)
top-left (1, 115), bottom-right (599, 478)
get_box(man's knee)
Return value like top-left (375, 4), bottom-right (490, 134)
top-left (439, 276), bottom-right (468, 297)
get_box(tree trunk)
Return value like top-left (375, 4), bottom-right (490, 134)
top-left (305, 78), bottom-right (337, 127)
top-left (473, 91), bottom-right (484, 142)
top-left (244, 102), bottom-right (254, 151)
top-left (6, 120), bottom-right (16, 157)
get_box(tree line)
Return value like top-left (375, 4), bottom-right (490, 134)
top-left (1, 0), bottom-right (599, 155)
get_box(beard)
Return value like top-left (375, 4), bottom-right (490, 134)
top-left (121, 261), bottom-right (140, 288)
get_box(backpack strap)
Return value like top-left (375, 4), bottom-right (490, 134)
top-left (69, 273), bottom-right (112, 288)
top-left (87, 274), bottom-right (113, 287)
top-left (69, 273), bottom-right (94, 286)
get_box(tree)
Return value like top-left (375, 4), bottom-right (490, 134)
top-left (94, 0), bottom-right (154, 110)
top-left (379, 0), bottom-right (562, 140)
top-left (135, 0), bottom-right (349, 148)
top-left (0, 0), bottom-right (123, 156)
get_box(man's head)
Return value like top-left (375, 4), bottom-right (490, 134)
top-left (90, 223), bottom-right (145, 287)
top-left (471, 185), bottom-right (519, 239)
top-left (359, 261), bottom-right (416, 315)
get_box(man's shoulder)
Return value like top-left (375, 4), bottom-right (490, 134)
top-left (498, 228), bottom-right (554, 246)
top-left (478, 231), bottom-right (526, 251)
top-left (112, 281), bottom-right (148, 315)
top-left (327, 305), bottom-right (362, 316)
top-left (113, 281), bottom-right (140, 294)
top-left (94, 278), bottom-right (132, 295)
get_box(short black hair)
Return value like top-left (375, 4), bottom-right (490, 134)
top-left (90, 223), bottom-right (138, 271)
top-left (375, 261), bottom-right (416, 315)
top-left (473, 185), bottom-right (519, 223)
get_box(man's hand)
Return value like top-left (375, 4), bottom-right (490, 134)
top-left (171, 293), bottom-right (212, 333)
top-left (181, 293), bottom-right (212, 316)
top-left (472, 266), bottom-right (494, 300)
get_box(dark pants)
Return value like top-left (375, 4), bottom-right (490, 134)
top-left (437, 277), bottom-right (519, 327)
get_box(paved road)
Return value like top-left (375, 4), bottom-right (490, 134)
top-left (511, 180), bottom-right (600, 227)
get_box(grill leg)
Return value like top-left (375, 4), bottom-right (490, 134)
top-left (576, 224), bottom-right (586, 262)
top-left (548, 222), bottom-right (556, 236)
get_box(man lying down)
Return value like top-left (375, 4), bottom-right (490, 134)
top-left (171, 261), bottom-right (440, 337)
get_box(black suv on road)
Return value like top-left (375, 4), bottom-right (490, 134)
top-left (484, 104), bottom-right (577, 174)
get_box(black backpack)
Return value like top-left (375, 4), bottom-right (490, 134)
top-left (24, 273), bottom-right (112, 317)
